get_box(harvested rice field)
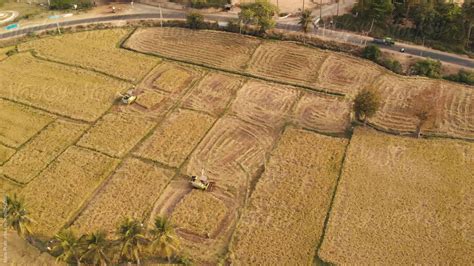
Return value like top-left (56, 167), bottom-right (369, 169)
top-left (20, 146), bottom-right (119, 237)
top-left (0, 46), bottom-right (14, 60)
top-left (246, 41), bottom-right (327, 87)
top-left (18, 29), bottom-right (159, 82)
top-left (370, 75), bottom-right (474, 139)
top-left (71, 158), bottom-right (175, 234)
top-left (0, 53), bottom-right (128, 122)
top-left (229, 128), bottom-right (347, 264)
top-left (124, 27), bottom-right (261, 71)
top-left (2, 27), bottom-right (473, 265)
top-left (318, 128), bottom-right (474, 264)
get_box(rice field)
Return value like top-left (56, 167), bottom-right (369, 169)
top-left (0, 53), bottom-right (129, 122)
top-left (181, 72), bottom-right (243, 117)
top-left (134, 109), bottom-right (215, 167)
top-left (18, 29), bottom-right (159, 82)
top-left (77, 112), bottom-right (156, 158)
top-left (318, 128), bottom-right (474, 264)
top-left (1, 120), bottom-right (88, 184)
top-left (293, 92), bottom-right (351, 134)
top-left (246, 42), bottom-right (327, 87)
top-left (0, 145), bottom-right (15, 165)
top-left (229, 128), bottom-right (348, 264)
top-left (20, 146), bottom-right (119, 237)
top-left (71, 158), bottom-right (175, 234)
top-left (0, 99), bottom-right (54, 148)
top-left (124, 27), bottom-right (262, 72)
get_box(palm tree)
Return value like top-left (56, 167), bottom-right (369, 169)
top-left (1, 194), bottom-right (33, 239)
top-left (80, 230), bottom-right (111, 266)
top-left (299, 9), bottom-right (315, 33)
top-left (49, 229), bottom-right (83, 265)
top-left (117, 217), bottom-right (148, 264)
top-left (149, 216), bottom-right (180, 262)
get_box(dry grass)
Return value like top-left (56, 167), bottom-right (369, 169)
top-left (124, 28), bottom-right (261, 71)
top-left (77, 112), bottom-right (156, 158)
top-left (230, 80), bottom-right (299, 129)
top-left (0, 46), bottom-right (14, 61)
top-left (181, 72), bottom-right (243, 117)
top-left (134, 109), bottom-right (215, 167)
top-left (229, 128), bottom-right (347, 265)
top-left (316, 54), bottom-right (383, 95)
top-left (293, 92), bottom-right (351, 134)
top-left (20, 146), bottom-right (119, 237)
top-left (0, 144), bottom-right (15, 165)
top-left (1, 120), bottom-right (88, 184)
top-left (171, 190), bottom-right (228, 238)
top-left (319, 127), bottom-right (474, 264)
top-left (246, 42), bottom-right (327, 87)
top-left (370, 75), bottom-right (474, 139)
top-left (0, 99), bottom-right (54, 148)
top-left (138, 62), bottom-right (203, 95)
top-left (0, 53), bottom-right (128, 122)
top-left (135, 89), bottom-right (167, 109)
top-left (71, 158), bottom-right (174, 235)
top-left (18, 29), bottom-right (159, 82)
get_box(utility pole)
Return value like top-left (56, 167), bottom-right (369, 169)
top-left (336, 0), bottom-right (340, 17)
top-left (467, 23), bottom-right (473, 50)
top-left (303, 0), bottom-right (305, 11)
top-left (159, 4), bottom-right (163, 27)
top-left (320, 0), bottom-right (322, 19)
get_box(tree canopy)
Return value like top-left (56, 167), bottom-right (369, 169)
top-left (239, 0), bottom-right (279, 33)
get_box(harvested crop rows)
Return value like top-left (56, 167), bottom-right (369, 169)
top-left (293, 92), bottom-right (351, 134)
top-left (181, 72), bottom-right (244, 117)
top-left (319, 128), bottom-right (474, 264)
top-left (134, 109), bottom-right (215, 168)
top-left (20, 146), bottom-right (119, 236)
top-left (0, 144), bottom-right (15, 165)
top-left (246, 42), bottom-right (327, 88)
top-left (77, 112), bottom-right (156, 158)
top-left (71, 158), bottom-right (175, 234)
top-left (18, 29), bottom-right (159, 82)
top-left (0, 99), bottom-right (54, 148)
top-left (1, 120), bottom-right (88, 184)
top-left (0, 53), bottom-right (128, 122)
top-left (124, 27), bottom-right (261, 72)
top-left (369, 75), bottom-right (474, 139)
top-left (229, 128), bottom-right (347, 265)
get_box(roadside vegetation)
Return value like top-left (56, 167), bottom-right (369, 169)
top-left (334, 0), bottom-right (474, 54)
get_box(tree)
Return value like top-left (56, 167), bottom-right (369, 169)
top-left (49, 229), bottom-right (83, 265)
top-left (186, 12), bottom-right (204, 29)
top-left (1, 194), bottom-right (33, 239)
top-left (80, 230), bottom-right (111, 266)
top-left (353, 88), bottom-right (381, 122)
top-left (239, 0), bottom-right (278, 33)
top-left (362, 45), bottom-right (382, 62)
top-left (117, 218), bottom-right (148, 264)
top-left (299, 9), bottom-right (314, 33)
top-left (410, 59), bottom-right (442, 78)
top-left (149, 216), bottom-right (180, 262)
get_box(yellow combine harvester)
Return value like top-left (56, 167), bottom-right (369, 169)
top-left (190, 169), bottom-right (214, 191)
top-left (119, 89), bottom-right (137, 105)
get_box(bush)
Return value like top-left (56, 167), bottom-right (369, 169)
top-left (410, 59), bottom-right (442, 78)
top-left (190, 0), bottom-right (229, 9)
top-left (444, 69), bottom-right (474, 85)
top-left (362, 45), bottom-right (381, 62)
top-left (353, 88), bottom-right (381, 121)
top-left (381, 58), bottom-right (403, 74)
top-left (50, 0), bottom-right (92, 9)
top-left (186, 12), bottom-right (204, 29)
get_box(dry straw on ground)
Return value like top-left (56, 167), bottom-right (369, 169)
top-left (181, 72), bottom-right (243, 117)
top-left (134, 109), bottom-right (215, 167)
top-left (124, 27), bottom-right (261, 71)
top-left (20, 146), bottom-right (119, 236)
top-left (1, 120), bottom-right (88, 183)
top-left (0, 99), bottom-right (54, 148)
top-left (0, 144), bottom-right (15, 165)
top-left (293, 92), bottom-right (351, 134)
top-left (229, 128), bottom-right (347, 265)
top-left (72, 158), bottom-right (174, 235)
top-left (77, 112), bottom-right (156, 158)
top-left (319, 127), bottom-right (474, 264)
top-left (0, 53), bottom-right (128, 122)
top-left (18, 29), bottom-right (159, 82)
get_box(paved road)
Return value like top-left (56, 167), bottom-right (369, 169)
top-left (1, 10), bottom-right (473, 69)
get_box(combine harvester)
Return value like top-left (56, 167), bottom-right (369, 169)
top-left (190, 169), bottom-right (215, 191)
top-left (118, 88), bottom-right (137, 105)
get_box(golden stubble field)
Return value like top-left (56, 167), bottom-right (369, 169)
top-left (0, 27), bottom-right (472, 265)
